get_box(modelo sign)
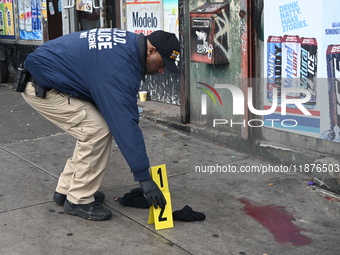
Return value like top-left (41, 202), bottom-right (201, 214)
top-left (126, 1), bottom-right (162, 35)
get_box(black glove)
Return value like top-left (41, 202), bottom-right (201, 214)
top-left (139, 178), bottom-right (166, 209)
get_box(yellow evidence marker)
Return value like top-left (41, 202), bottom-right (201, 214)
top-left (148, 164), bottom-right (174, 230)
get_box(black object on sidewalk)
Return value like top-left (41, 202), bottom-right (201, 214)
top-left (173, 205), bottom-right (206, 222)
top-left (116, 190), bottom-right (206, 223)
top-left (115, 188), bottom-right (150, 208)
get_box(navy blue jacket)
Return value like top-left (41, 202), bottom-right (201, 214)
top-left (25, 28), bottom-right (151, 181)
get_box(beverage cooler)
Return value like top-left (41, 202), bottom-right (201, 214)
top-left (0, 0), bottom-right (51, 82)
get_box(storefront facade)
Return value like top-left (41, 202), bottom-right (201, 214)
top-left (0, 0), bottom-right (121, 75)
top-left (0, 0), bottom-right (180, 103)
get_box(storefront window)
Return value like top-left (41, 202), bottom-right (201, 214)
top-left (76, 0), bottom-right (100, 31)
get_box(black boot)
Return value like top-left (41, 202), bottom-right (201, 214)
top-left (63, 199), bottom-right (112, 221)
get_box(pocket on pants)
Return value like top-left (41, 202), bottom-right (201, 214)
top-left (60, 109), bottom-right (92, 142)
top-left (61, 109), bottom-right (86, 130)
top-left (47, 91), bottom-right (92, 142)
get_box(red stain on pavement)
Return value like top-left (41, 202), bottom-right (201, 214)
top-left (324, 196), bottom-right (340, 202)
top-left (239, 199), bottom-right (312, 246)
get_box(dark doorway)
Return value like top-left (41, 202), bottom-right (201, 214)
top-left (47, 0), bottom-right (63, 40)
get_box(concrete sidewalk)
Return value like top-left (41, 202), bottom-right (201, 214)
top-left (1, 84), bottom-right (340, 255)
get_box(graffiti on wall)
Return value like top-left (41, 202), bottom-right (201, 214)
top-left (195, 30), bottom-right (213, 59)
top-left (213, 8), bottom-right (231, 61)
top-left (240, 19), bottom-right (247, 55)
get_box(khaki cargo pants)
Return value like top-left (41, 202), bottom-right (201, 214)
top-left (22, 83), bottom-right (112, 204)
